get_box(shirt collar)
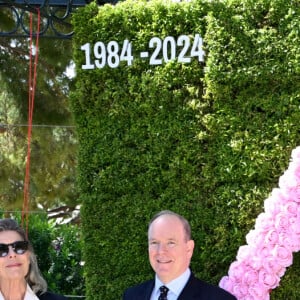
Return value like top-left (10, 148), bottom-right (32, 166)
top-left (154, 268), bottom-right (191, 297)
top-left (25, 284), bottom-right (40, 300)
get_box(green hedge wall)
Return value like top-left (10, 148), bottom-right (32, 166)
top-left (71, 0), bottom-right (300, 299)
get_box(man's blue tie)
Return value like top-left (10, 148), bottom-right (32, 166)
top-left (158, 285), bottom-right (169, 300)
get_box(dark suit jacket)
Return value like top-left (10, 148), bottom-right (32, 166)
top-left (37, 291), bottom-right (68, 300)
top-left (123, 273), bottom-right (237, 300)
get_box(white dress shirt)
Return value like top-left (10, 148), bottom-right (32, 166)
top-left (150, 268), bottom-right (191, 300)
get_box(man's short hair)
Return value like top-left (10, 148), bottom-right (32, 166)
top-left (148, 210), bottom-right (192, 241)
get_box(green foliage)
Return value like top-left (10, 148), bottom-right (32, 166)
top-left (71, 0), bottom-right (300, 299)
top-left (46, 223), bottom-right (85, 296)
top-left (0, 82), bottom-right (78, 210)
top-left (27, 214), bottom-right (53, 275)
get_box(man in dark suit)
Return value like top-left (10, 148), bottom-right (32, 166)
top-left (123, 210), bottom-right (236, 300)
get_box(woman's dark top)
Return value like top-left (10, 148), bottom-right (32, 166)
top-left (37, 291), bottom-right (68, 300)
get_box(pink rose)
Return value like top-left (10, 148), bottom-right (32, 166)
top-left (255, 213), bottom-right (274, 232)
top-left (237, 245), bottom-right (255, 261)
top-left (228, 261), bottom-right (247, 280)
top-left (246, 230), bottom-right (264, 246)
top-left (281, 186), bottom-right (300, 203)
top-left (219, 276), bottom-right (233, 291)
top-left (294, 186), bottom-right (300, 202)
top-left (264, 196), bottom-right (280, 215)
top-left (220, 276), bottom-right (248, 299)
top-left (271, 245), bottom-right (293, 268)
top-left (288, 220), bottom-right (300, 251)
top-left (258, 268), bottom-right (280, 289)
top-left (279, 217), bottom-right (300, 251)
top-left (268, 188), bottom-right (288, 206)
top-left (283, 201), bottom-right (298, 217)
top-left (264, 229), bottom-right (279, 245)
top-left (274, 212), bottom-right (290, 232)
top-left (231, 283), bottom-right (249, 299)
top-left (242, 268), bottom-right (259, 286)
top-left (287, 164), bottom-right (300, 182)
top-left (262, 257), bottom-right (286, 277)
top-left (248, 283), bottom-right (270, 299)
top-left (290, 217), bottom-right (300, 234)
top-left (279, 162), bottom-right (300, 189)
top-left (254, 244), bottom-right (275, 261)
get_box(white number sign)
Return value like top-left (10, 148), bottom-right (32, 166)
top-left (81, 34), bottom-right (205, 69)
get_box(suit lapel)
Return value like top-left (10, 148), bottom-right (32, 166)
top-left (177, 273), bottom-right (203, 300)
top-left (145, 280), bottom-right (155, 300)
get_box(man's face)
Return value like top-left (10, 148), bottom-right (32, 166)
top-left (148, 215), bottom-right (194, 284)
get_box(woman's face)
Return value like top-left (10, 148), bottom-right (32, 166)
top-left (0, 230), bottom-right (30, 281)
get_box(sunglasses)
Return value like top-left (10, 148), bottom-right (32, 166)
top-left (0, 241), bottom-right (29, 257)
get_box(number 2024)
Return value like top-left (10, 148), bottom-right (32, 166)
top-left (81, 34), bottom-right (205, 69)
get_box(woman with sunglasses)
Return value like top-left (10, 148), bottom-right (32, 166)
top-left (0, 218), bottom-right (67, 300)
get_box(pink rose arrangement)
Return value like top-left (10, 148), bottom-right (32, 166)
top-left (219, 146), bottom-right (300, 300)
